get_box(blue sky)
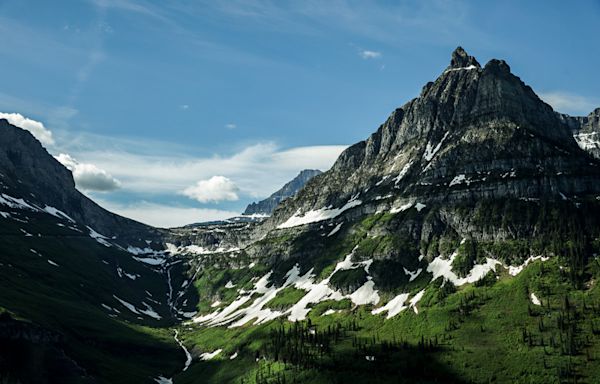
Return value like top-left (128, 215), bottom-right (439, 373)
top-left (1, 0), bottom-right (599, 227)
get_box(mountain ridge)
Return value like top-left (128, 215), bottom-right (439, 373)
top-left (243, 169), bottom-right (322, 216)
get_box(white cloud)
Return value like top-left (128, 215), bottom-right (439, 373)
top-left (180, 104), bottom-right (189, 110)
top-left (359, 50), bottom-right (381, 59)
top-left (55, 153), bottom-right (121, 192)
top-left (69, 142), bottom-right (347, 199)
top-left (538, 91), bottom-right (598, 116)
top-left (94, 200), bottom-right (239, 228)
top-left (182, 176), bottom-right (240, 203)
top-left (0, 112), bottom-right (55, 146)
top-left (225, 123), bottom-right (236, 129)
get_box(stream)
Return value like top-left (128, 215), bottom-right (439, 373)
top-left (154, 329), bottom-right (192, 383)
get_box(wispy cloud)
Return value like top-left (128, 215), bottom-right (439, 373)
top-left (89, 0), bottom-right (168, 22)
top-left (93, 199), bottom-right (239, 228)
top-left (198, 0), bottom-right (476, 46)
top-left (70, 141), bottom-right (347, 199)
top-left (359, 50), bottom-right (381, 59)
top-left (225, 123), bottom-right (237, 129)
top-left (538, 91), bottom-right (599, 116)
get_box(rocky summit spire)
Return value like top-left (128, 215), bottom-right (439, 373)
top-left (449, 46), bottom-right (480, 69)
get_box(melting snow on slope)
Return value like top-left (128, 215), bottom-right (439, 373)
top-left (112, 295), bottom-right (161, 320)
top-left (530, 292), bottom-right (541, 306)
top-left (327, 223), bottom-right (343, 237)
top-left (403, 267), bottom-right (422, 282)
top-left (193, 252), bottom-right (378, 326)
top-left (0, 194), bottom-right (79, 225)
top-left (87, 226), bottom-right (112, 247)
top-left (200, 349), bottom-right (222, 361)
top-left (409, 289), bottom-right (425, 314)
top-left (393, 161), bottom-right (414, 184)
top-left (132, 256), bottom-right (165, 265)
top-left (449, 174), bottom-right (469, 187)
top-left (423, 132), bottom-right (449, 161)
top-left (371, 293), bottom-right (409, 319)
top-left (140, 302), bottom-right (162, 320)
top-left (390, 202), bottom-right (413, 214)
top-left (444, 65), bottom-right (478, 73)
top-left (278, 196), bottom-right (362, 229)
top-left (574, 132), bottom-right (600, 151)
top-left (43, 206), bottom-right (75, 222)
top-left (349, 279), bottom-right (380, 306)
top-left (127, 246), bottom-right (156, 255)
top-left (427, 252), bottom-right (501, 286)
top-left (0, 194), bottom-right (38, 210)
top-left (375, 175), bottom-right (390, 186)
top-left (507, 255), bottom-right (549, 276)
top-left (166, 243), bottom-right (240, 255)
top-left (113, 295), bottom-right (140, 315)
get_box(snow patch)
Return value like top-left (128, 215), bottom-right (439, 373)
top-left (327, 223), bottom-right (343, 237)
top-left (322, 309), bottom-right (339, 316)
top-left (444, 65), bottom-right (478, 73)
top-left (371, 293), bottom-right (409, 318)
top-left (43, 206), bottom-right (75, 223)
top-left (200, 349), bottom-right (222, 361)
top-left (449, 174), bottom-right (471, 187)
top-left (349, 279), bottom-right (380, 306)
top-left (423, 132), bottom-right (449, 161)
top-left (390, 202), bottom-right (413, 214)
top-left (132, 256), bottom-right (165, 265)
top-left (403, 267), bottom-right (422, 282)
top-left (278, 197), bottom-right (362, 229)
top-left (409, 289), bottom-right (425, 314)
top-left (530, 292), bottom-right (541, 306)
top-left (393, 161), bottom-right (414, 184)
top-left (427, 253), bottom-right (501, 286)
top-left (507, 255), bottom-right (549, 276)
top-left (87, 226), bottom-right (112, 247)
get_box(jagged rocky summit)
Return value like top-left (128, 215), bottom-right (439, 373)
top-left (265, 47), bottom-right (600, 232)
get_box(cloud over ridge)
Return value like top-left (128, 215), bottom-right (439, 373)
top-left (55, 153), bottom-right (121, 192)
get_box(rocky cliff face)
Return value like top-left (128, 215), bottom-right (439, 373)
top-left (561, 108), bottom-right (600, 159)
top-left (265, 47), bottom-right (600, 231)
top-left (0, 119), bottom-right (162, 242)
top-left (243, 169), bottom-right (322, 215)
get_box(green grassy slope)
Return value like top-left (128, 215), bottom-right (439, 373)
top-left (0, 213), bottom-right (185, 383)
top-left (174, 256), bottom-right (600, 383)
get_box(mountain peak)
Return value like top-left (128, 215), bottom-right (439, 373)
top-left (449, 46), bottom-right (480, 69)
